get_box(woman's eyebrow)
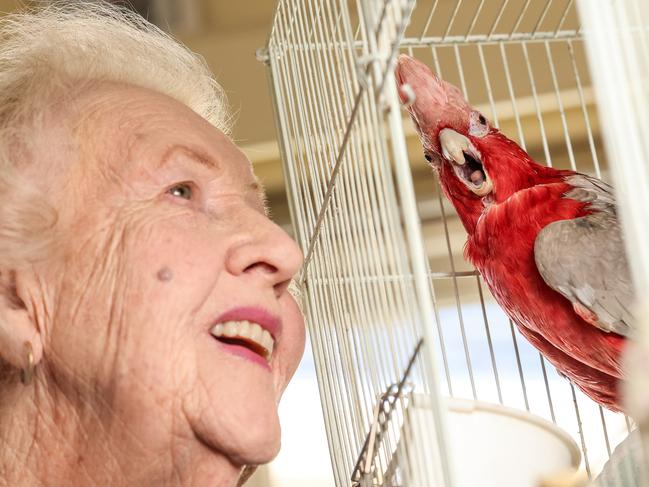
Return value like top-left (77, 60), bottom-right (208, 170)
top-left (157, 144), bottom-right (221, 171)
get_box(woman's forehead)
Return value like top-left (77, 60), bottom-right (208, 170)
top-left (76, 82), bottom-right (258, 188)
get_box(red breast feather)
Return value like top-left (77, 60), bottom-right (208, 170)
top-left (463, 140), bottom-right (625, 410)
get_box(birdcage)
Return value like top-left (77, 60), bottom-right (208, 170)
top-left (262, 0), bottom-right (648, 485)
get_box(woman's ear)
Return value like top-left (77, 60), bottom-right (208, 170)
top-left (0, 270), bottom-right (43, 371)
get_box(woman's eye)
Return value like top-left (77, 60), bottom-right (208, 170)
top-left (167, 183), bottom-right (193, 200)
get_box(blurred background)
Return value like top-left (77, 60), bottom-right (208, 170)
top-left (0, 1), bottom-right (616, 486)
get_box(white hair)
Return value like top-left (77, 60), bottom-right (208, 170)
top-left (0, 1), bottom-right (231, 266)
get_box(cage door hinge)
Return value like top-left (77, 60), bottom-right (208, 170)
top-left (350, 339), bottom-right (423, 487)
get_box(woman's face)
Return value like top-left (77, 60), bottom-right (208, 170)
top-left (34, 83), bottom-right (305, 471)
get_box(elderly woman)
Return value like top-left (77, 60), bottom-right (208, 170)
top-left (0, 3), bottom-right (305, 485)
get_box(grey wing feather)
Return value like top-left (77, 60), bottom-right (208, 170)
top-left (534, 174), bottom-right (634, 336)
top-left (596, 429), bottom-right (648, 486)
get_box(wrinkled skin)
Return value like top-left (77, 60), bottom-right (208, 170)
top-left (0, 82), bottom-right (305, 486)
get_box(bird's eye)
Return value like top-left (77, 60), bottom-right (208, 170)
top-left (424, 154), bottom-right (432, 162)
top-left (469, 111), bottom-right (489, 138)
top-left (167, 182), bottom-right (193, 200)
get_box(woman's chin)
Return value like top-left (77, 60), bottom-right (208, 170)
top-left (228, 425), bottom-right (281, 465)
top-left (190, 406), bottom-right (282, 466)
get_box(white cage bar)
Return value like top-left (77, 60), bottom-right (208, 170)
top-left (266, 1), bottom-right (453, 485)
top-left (264, 0), bottom-right (645, 485)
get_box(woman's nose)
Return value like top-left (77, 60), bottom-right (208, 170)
top-left (225, 213), bottom-right (303, 296)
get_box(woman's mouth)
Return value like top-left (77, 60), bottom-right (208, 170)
top-left (210, 320), bottom-right (275, 368)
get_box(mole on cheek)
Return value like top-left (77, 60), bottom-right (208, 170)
top-left (156, 266), bottom-right (173, 282)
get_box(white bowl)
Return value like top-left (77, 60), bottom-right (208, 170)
top-left (400, 396), bottom-right (580, 487)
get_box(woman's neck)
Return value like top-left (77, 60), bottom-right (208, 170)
top-left (0, 381), bottom-right (242, 486)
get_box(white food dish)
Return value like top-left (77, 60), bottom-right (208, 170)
top-left (399, 396), bottom-right (581, 487)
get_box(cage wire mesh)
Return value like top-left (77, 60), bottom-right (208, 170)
top-left (264, 0), bottom-right (641, 485)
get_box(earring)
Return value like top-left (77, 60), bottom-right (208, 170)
top-left (20, 341), bottom-right (34, 386)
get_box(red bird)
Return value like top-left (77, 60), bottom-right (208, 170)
top-left (395, 54), bottom-right (634, 411)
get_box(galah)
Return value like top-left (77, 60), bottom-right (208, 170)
top-left (395, 54), bottom-right (634, 411)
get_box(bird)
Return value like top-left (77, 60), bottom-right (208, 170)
top-left (395, 54), bottom-right (634, 412)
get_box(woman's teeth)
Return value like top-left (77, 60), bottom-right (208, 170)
top-left (210, 321), bottom-right (274, 359)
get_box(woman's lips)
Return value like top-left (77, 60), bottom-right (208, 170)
top-left (211, 338), bottom-right (271, 370)
top-left (208, 307), bottom-right (282, 369)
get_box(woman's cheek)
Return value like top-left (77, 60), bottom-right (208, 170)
top-left (275, 295), bottom-right (306, 399)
